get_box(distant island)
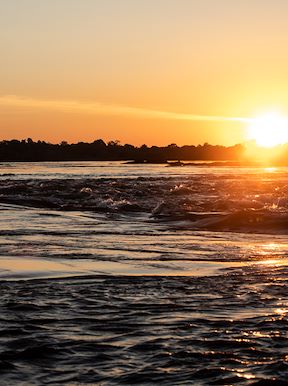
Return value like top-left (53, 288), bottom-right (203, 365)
top-left (0, 138), bottom-right (287, 165)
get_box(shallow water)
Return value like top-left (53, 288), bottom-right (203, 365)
top-left (1, 160), bottom-right (281, 179)
top-left (0, 162), bottom-right (287, 384)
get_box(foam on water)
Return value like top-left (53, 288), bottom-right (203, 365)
top-left (1, 165), bottom-right (288, 233)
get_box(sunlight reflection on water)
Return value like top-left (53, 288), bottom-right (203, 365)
top-left (0, 163), bottom-right (288, 384)
top-left (0, 161), bottom-right (287, 179)
top-left (0, 256), bottom-right (249, 280)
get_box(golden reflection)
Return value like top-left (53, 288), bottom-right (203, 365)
top-left (275, 308), bottom-right (288, 315)
top-left (257, 259), bottom-right (280, 266)
top-left (256, 257), bottom-right (288, 269)
top-left (254, 243), bottom-right (281, 260)
top-left (240, 374), bottom-right (256, 380)
top-left (263, 243), bottom-right (279, 250)
top-left (244, 141), bottom-right (285, 163)
top-left (264, 167), bottom-right (277, 173)
top-left (233, 369), bottom-right (256, 380)
top-left (255, 240), bottom-right (288, 266)
top-left (251, 331), bottom-right (267, 338)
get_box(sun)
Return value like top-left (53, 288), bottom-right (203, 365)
top-left (247, 112), bottom-right (288, 148)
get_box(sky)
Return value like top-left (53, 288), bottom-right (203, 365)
top-left (1, 0), bottom-right (288, 146)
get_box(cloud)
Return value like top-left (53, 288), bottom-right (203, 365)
top-left (0, 95), bottom-right (249, 123)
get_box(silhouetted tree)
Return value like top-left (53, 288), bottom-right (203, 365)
top-left (0, 138), bottom-right (256, 163)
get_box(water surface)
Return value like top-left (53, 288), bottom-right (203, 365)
top-left (0, 162), bottom-right (287, 384)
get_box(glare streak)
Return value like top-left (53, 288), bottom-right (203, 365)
top-left (0, 95), bottom-right (249, 123)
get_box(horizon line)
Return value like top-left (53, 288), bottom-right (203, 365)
top-left (1, 137), bottom-right (285, 149)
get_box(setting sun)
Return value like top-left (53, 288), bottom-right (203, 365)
top-left (2, 2), bottom-right (288, 385)
top-left (247, 112), bottom-right (288, 148)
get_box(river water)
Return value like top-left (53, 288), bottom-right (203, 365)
top-left (0, 162), bottom-right (287, 384)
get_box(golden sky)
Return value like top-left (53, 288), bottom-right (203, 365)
top-left (1, 0), bottom-right (288, 145)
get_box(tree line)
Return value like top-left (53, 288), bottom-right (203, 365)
top-left (0, 138), bottom-right (247, 162)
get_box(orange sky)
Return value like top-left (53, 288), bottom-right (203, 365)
top-left (1, 0), bottom-right (288, 145)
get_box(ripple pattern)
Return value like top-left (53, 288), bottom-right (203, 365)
top-left (0, 266), bottom-right (287, 385)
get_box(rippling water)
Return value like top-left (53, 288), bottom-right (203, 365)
top-left (0, 162), bottom-right (287, 384)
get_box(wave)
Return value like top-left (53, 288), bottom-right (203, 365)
top-left (153, 209), bottom-right (288, 233)
top-left (1, 174), bottom-right (288, 233)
